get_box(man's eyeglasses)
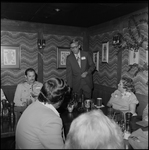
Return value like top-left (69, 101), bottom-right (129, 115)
top-left (70, 45), bottom-right (79, 50)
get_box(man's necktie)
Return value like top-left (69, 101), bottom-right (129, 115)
top-left (76, 55), bottom-right (81, 67)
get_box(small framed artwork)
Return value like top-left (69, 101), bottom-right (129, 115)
top-left (102, 42), bottom-right (109, 63)
top-left (1, 45), bottom-right (21, 69)
top-left (129, 49), bottom-right (139, 65)
top-left (93, 51), bottom-right (99, 71)
top-left (57, 47), bottom-right (71, 69)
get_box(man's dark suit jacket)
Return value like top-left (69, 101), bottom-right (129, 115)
top-left (66, 50), bottom-right (95, 93)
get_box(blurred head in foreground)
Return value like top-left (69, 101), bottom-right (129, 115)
top-left (65, 109), bottom-right (124, 149)
top-left (38, 77), bottom-right (70, 109)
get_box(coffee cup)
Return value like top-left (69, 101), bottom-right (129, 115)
top-left (96, 98), bottom-right (102, 106)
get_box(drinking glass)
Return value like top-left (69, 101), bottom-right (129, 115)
top-left (84, 99), bottom-right (92, 110)
top-left (107, 107), bottom-right (113, 119)
top-left (120, 120), bottom-right (125, 133)
top-left (96, 98), bottom-right (102, 106)
top-left (67, 104), bottom-right (74, 113)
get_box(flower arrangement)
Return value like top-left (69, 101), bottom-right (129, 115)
top-left (113, 11), bottom-right (148, 54)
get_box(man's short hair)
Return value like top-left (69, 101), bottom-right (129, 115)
top-left (65, 109), bottom-right (124, 149)
top-left (25, 68), bottom-right (36, 76)
top-left (38, 78), bottom-right (70, 104)
top-left (70, 39), bottom-right (80, 46)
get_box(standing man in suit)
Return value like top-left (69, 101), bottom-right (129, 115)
top-left (66, 39), bottom-right (95, 99)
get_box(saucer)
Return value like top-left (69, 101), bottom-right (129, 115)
top-left (94, 105), bottom-right (104, 109)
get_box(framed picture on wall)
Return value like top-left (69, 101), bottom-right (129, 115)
top-left (57, 47), bottom-right (70, 69)
top-left (129, 49), bottom-right (139, 65)
top-left (93, 51), bottom-right (99, 71)
top-left (102, 42), bottom-right (109, 63)
top-left (1, 45), bottom-right (21, 69)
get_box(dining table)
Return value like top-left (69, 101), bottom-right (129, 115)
top-left (60, 104), bottom-right (148, 149)
top-left (1, 102), bottom-right (148, 149)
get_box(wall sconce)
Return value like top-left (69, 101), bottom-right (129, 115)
top-left (37, 39), bottom-right (46, 49)
top-left (112, 33), bottom-right (123, 48)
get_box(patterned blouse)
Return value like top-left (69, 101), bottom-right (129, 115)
top-left (108, 90), bottom-right (139, 114)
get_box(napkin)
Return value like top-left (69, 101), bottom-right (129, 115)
top-left (128, 128), bottom-right (148, 149)
top-left (136, 120), bottom-right (148, 127)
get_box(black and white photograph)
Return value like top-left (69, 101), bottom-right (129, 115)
top-left (1, 2), bottom-right (148, 149)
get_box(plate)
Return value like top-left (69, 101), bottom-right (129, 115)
top-left (94, 105), bottom-right (105, 109)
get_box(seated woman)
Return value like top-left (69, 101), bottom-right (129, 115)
top-left (107, 76), bottom-right (139, 116)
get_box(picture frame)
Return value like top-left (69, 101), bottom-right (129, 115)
top-left (1, 45), bottom-right (21, 69)
top-left (102, 42), bottom-right (109, 63)
top-left (129, 49), bottom-right (139, 65)
top-left (57, 47), bottom-right (71, 69)
top-left (93, 51), bottom-right (99, 71)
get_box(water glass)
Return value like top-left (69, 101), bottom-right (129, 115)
top-left (107, 107), bottom-right (113, 119)
top-left (84, 99), bottom-right (92, 110)
top-left (96, 98), bottom-right (102, 106)
top-left (119, 120), bottom-right (125, 133)
top-left (67, 104), bottom-right (74, 113)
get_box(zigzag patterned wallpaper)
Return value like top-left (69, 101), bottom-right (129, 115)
top-left (121, 24), bottom-right (148, 95)
top-left (90, 32), bottom-right (118, 89)
top-left (1, 31), bottom-right (83, 85)
top-left (90, 10), bottom-right (148, 96)
top-left (1, 31), bottom-right (38, 85)
top-left (1, 9), bottom-right (148, 96)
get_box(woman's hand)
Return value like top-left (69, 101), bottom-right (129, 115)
top-left (129, 103), bottom-right (137, 116)
top-left (107, 102), bottom-right (112, 107)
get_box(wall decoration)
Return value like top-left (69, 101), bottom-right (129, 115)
top-left (129, 48), bottom-right (140, 65)
top-left (102, 42), bottom-right (109, 63)
top-left (93, 51), bottom-right (99, 71)
top-left (1, 45), bottom-right (20, 69)
top-left (112, 11), bottom-right (148, 55)
top-left (57, 47), bottom-right (70, 69)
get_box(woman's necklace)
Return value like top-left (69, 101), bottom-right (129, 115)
top-left (121, 91), bottom-right (131, 98)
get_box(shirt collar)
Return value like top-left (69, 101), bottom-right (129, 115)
top-left (24, 81), bottom-right (38, 87)
top-left (75, 51), bottom-right (80, 58)
top-left (40, 102), bottom-right (60, 117)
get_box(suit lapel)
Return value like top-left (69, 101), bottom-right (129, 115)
top-left (71, 53), bottom-right (81, 68)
